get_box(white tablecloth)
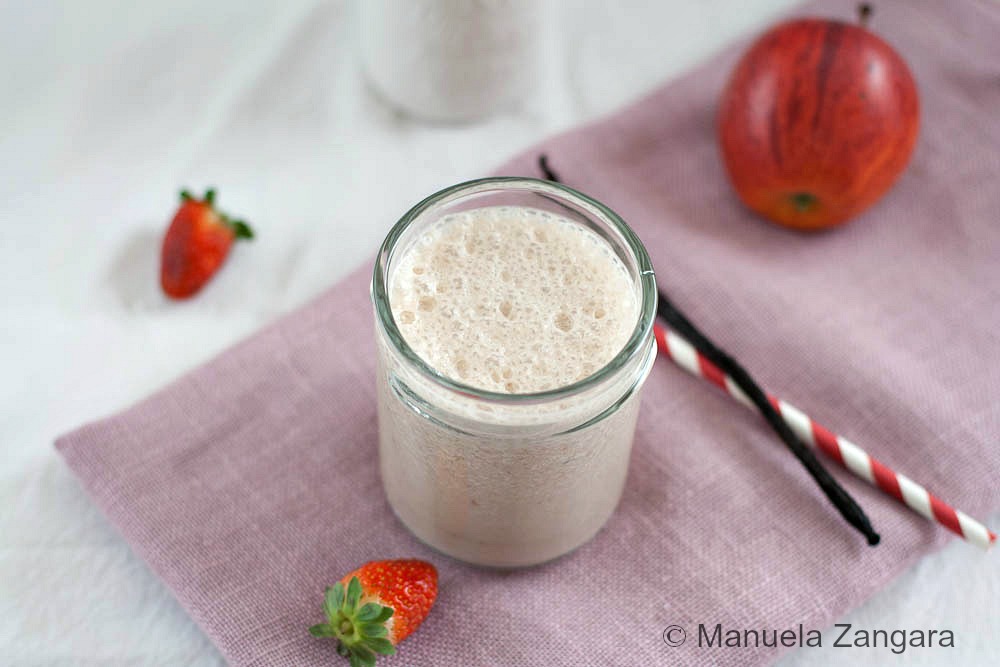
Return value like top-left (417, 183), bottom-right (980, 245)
top-left (1, 1), bottom-right (996, 664)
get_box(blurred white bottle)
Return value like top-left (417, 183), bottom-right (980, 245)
top-left (359, 0), bottom-right (544, 123)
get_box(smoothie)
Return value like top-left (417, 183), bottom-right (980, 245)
top-left (388, 206), bottom-right (638, 393)
top-left (374, 189), bottom-right (655, 567)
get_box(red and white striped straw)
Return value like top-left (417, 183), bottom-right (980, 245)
top-left (653, 323), bottom-right (996, 550)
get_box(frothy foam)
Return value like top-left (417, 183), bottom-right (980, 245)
top-left (389, 206), bottom-right (639, 393)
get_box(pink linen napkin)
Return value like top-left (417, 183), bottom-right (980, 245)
top-left (57, 1), bottom-right (1000, 665)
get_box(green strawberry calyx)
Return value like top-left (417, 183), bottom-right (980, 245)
top-left (309, 576), bottom-right (396, 667)
top-left (179, 188), bottom-right (254, 240)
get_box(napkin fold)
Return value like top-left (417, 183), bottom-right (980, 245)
top-left (57, 1), bottom-right (1000, 665)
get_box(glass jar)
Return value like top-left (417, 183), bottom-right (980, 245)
top-left (371, 178), bottom-right (657, 567)
top-left (358, 0), bottom-right (545, 122)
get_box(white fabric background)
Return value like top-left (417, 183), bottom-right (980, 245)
top-left (1, 1), bottom-right (996, 664)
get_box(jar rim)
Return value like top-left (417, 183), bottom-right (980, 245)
top-left (371, 177), bottom-right (657, 406)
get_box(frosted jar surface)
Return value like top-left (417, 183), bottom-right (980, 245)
top-left (371, 179), bottom-right (657, 567)
top-left (358, 0), bottom-right (543, 122)
top-left (376, 347), bottom-right (644, 567)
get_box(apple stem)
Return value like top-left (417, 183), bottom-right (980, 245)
top-left (858, 3), bottom-right (873, 27)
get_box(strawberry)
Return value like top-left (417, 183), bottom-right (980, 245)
top-left (309, 559), bottom-right (438, 666)
top-left (160, 188), bottom-right (253, 299)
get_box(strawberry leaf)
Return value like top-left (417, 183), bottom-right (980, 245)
top-left (365, 638), bottom-right (396, 656)
top-left (356, 603), bottom-right (382, 622)
top-left (324, 583), bottom-right (345, 620)
top-left (358, 622), bottom-right (387, 638)
top-left (333, 583), bottom-right (346, 608)
top-left (351, 645), bottom-right (376, 667)
top-left (345, 576), bottom-right (362, 613)
top-left (373, 606), bottom-right (394, 623)
top-left (309, 623), bottom-right (335, 637)
top-left (229, 220), bottom-right (254, 240)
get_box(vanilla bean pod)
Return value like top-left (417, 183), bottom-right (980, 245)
top-left (538, 154), bottom-right (879, 545)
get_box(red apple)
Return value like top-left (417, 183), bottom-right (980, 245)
top-left (718, 4), bottom-right (919, 230)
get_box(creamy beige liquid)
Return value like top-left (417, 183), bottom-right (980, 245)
top-left (390, 206), bottom-right (638, 391)
top-left (377, 205), bottom-right (647, 566)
